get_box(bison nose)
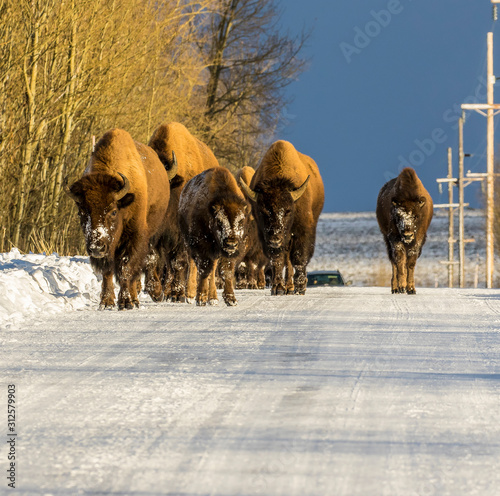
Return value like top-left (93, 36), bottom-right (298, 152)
top-left (223, 238), bottom-right (238, 253)
top-left (269, 238), bottom-right (282, 249)
top-left (88, 246), bottom-right (107, 258)
top-left (403, 233), bottom-right (414, 244)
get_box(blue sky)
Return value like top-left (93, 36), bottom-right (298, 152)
top-left (279, 0), bottom-right (498, 212)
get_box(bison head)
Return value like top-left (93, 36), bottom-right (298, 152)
top-left (239, 176), bottom-right (309, 252)
top-left (391, 196), bottom-right (427, 244)
top-left (64, 173), bottom-right (135, 259)
top-left (209, 200), bottom-right (249, 258)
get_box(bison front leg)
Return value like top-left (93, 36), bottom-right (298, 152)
top-left (186, 258), bottom-right (197, 304)
top-left (270, 254), bottom-right (286, 296)
top-left (257, 261), bottom-right (266, 289)
top-left (208, 260), bottom-right (219, 305)
top-left (219, 257), bottom-right (238, 306)
top-left (144, 249), bottom-right (164, 303)
top-left (391, 242), bottom-right (407, 294)
top-left (170, 256), bottom-right (188, 303)
top-left (130, 276), bottom-right (141, 307)
top-left (293, 265), bottom-right (307, 295)
top-left (285, 254), bottom-right (295, 295)
top-left (99, 271), bottom-right (115, 310)
top-left (117, 241), bottom-right (148, 310)
top-left (246, 261), bottom-right (259, 290)
top-left (406, 249), bottom-right (419, 294)
top-left (195, 258), bottom-right (214, 306)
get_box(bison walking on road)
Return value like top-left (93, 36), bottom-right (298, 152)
top-left (234, 166), bottom-right (268, 290)
top-left (148, 122), bottom-right (220, 302)
top-left (64, 129), bottom-right (175, 309)
top-left (376, 167), bottom-right (433, 294)
top-left (179, 167), bottom-right (249, 306)
top-left (239, 140), bottom-right (324, 296)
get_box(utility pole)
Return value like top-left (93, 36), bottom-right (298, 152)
top-left (458, 116), bottom-right (465, 287)
top-left (486, 31), bottom-right (495, 288)
top-left (461, 28), bottom-right (500, 288)
top-left (435, 118), bottom-right (472, 288)
top-left (447, 148), bottom-right (454, 288)
top-left (435, 149), bottom-right (460, 288)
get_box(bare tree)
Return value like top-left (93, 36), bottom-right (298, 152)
top-left (198, 0), bottom-right (308, 169)
top-left (0, 0), bottom-right (306, 254)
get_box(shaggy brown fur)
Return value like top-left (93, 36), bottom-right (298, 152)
top-left (234, 166), bottom-right (268, 289)
top-left (179, 167), bottom-right (249, 306)
top-left (65, 129), bottom-right (171, 310)
top-left (148, 122), bottom-right (220, 302)
top-left (239, 140), bottom-right (325, 295)
top-left (376, 167), bottom-right (433, 294)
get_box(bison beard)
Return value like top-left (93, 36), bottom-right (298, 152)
top-left (376, 167), bottom-right (433, 294)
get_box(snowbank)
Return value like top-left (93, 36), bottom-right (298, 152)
top-left (0, 249), bottom-right (100, 328)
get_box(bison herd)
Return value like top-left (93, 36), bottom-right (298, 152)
top-left (65, 122), bottom-right (433, 310)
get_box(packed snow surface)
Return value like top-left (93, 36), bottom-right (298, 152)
top-left (0, 210), bottom-right (499, 495)
top-left (1, 288), bottom-right (499, 495)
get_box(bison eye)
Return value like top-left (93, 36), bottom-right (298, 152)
top-left (110, 210), bottom-right (118, 218)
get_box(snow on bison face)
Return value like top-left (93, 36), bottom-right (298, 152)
top-left (210, 202), bottom-right (248, 257)
top-left (65, 173), bottom-right (135, 259)
top-left (238, 175), bottom-right (310, 253)
top-left (254, 191), bottom-right (295, 251)
top-left (391, 197), bottom-right (426, 244)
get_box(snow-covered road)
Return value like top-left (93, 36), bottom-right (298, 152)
top-left (2, 287), bottom-right (500, 495)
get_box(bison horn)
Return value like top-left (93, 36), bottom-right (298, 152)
top-left (167, 150), bottom-right (179, 181)
top-left (62, 176), bottom-right (80, 203)
top-left (115, 172), bottom-right (130, 200)
top-left (239, 177), bottom-right (258, 203)
top-left (290, 175), bottom-right (310, 202)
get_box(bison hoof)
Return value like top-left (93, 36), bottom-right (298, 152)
top-left (119, 301), bottom-right (135, 310)
top-left (294, 288), bottom-right (306, 295)
top-left (271, 285), bottom-right (286, 296)
top-left (171, 294), bottom-right (186, 303)
top-left (392, 287), bottom-right (406, 294)
top-left (98, 301), bottom-right (115, 310)
top-left (208, 298), bottom-right (219, 306)
top-left (407, 288), bottom-right (416, 295)
top-left (186, 297), bottom-right (195, 305)
top-left (149, 291), bottom-right (164, 303)
top-left (223, 295), bottom-right (238, 306)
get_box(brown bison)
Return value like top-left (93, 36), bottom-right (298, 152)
top-left (64, 129), bottom-right (175, 309)
top-left (239, 140), bottom-right (325, 295)
top-left (179, 167), bottom-right (249, 306)
top-left (148, 122), bottom-right (220, 302)
top-left (234, 166), bottom-right (268, 289)
top-left (376, 167), bottom-right (433, 294)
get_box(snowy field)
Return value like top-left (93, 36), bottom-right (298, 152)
top-left (1, 211), bottom-right (499, 495)
top-left (310, 209), bottom-right (495, 288)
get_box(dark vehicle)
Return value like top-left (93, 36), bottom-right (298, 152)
top-left (306, 270), bottom-right (350, 287)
